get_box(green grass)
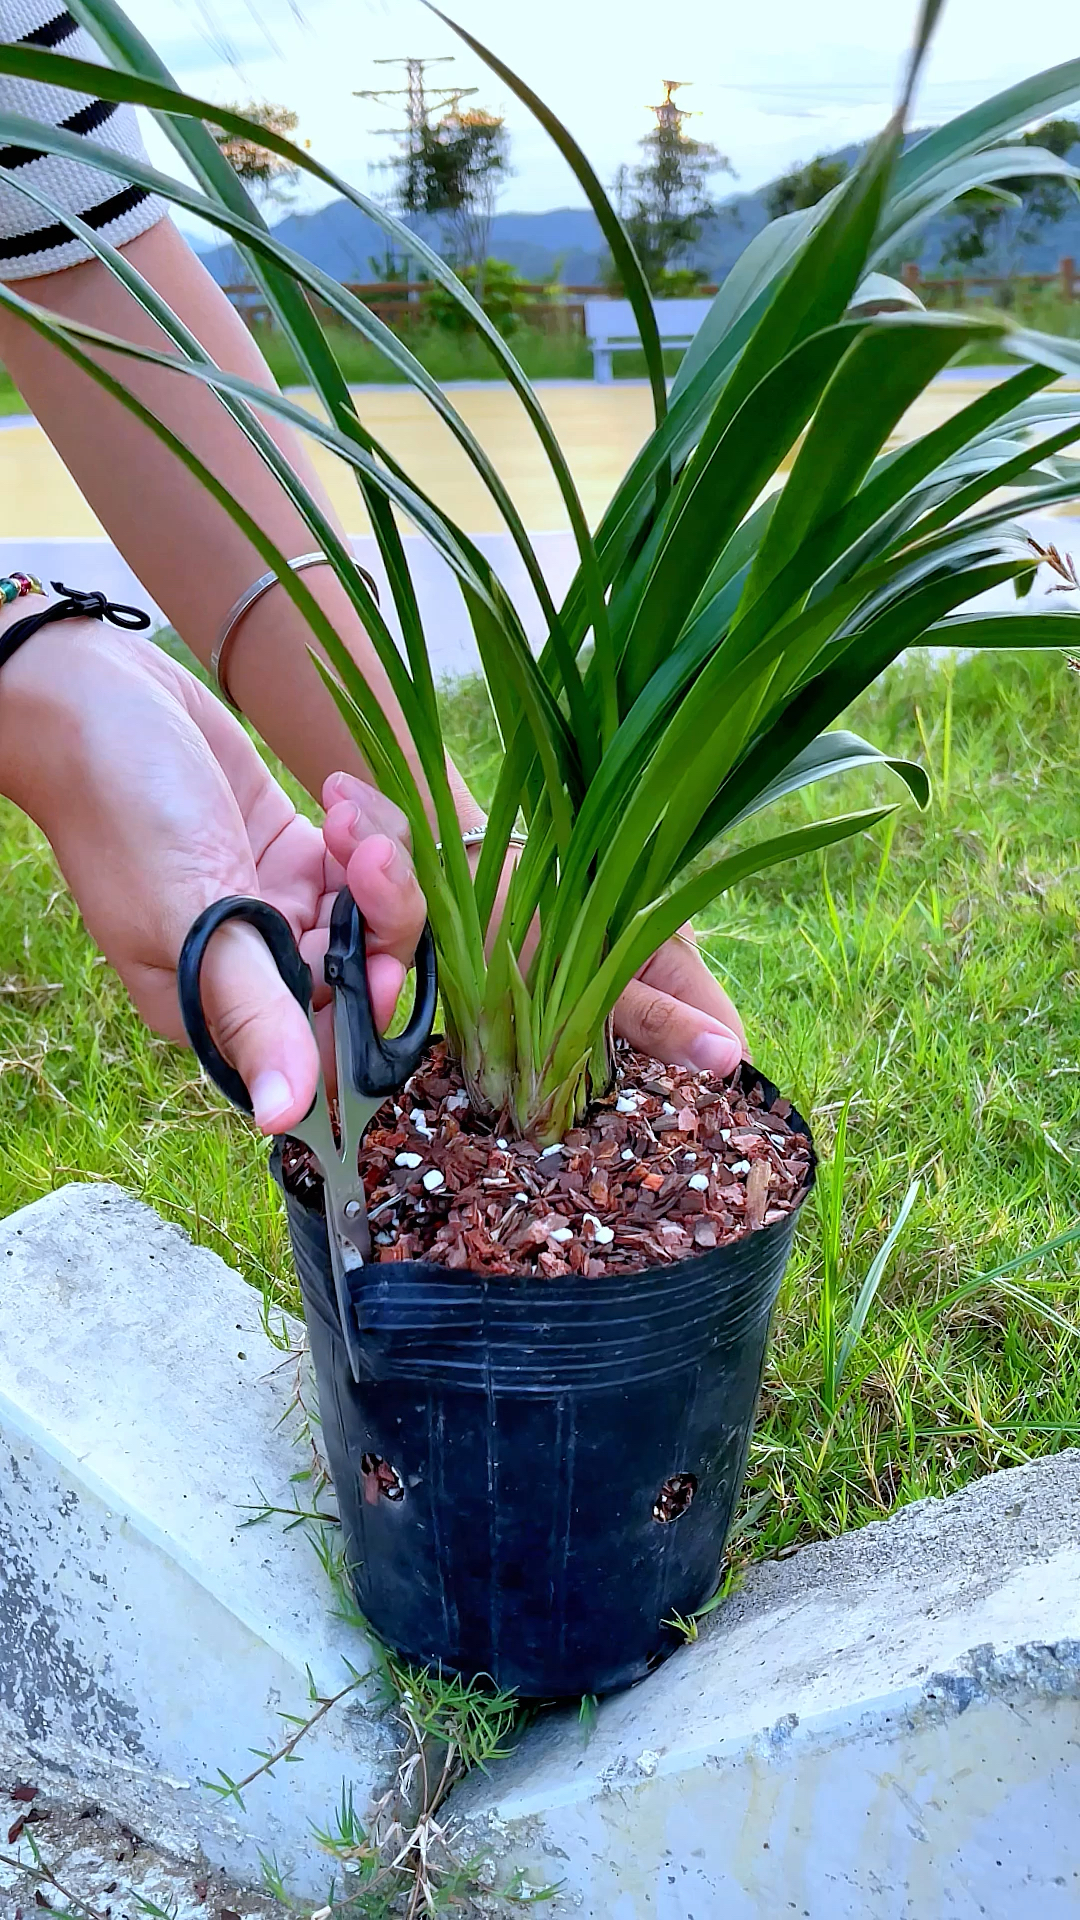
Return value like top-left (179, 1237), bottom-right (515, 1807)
top-left (0, 363), bottom-right (27, 413)
top-left (1, 273), bottom-right (1079, 404)
top-left (252, 317), bottom-right (687, 387)
top-left (2, 645), bottom-right (1078, 1566)
top-left (254, 318), bottom-right (592, 386)
top-left (1, 288), bottom-right (1076, 404)
top-left (0, 324), bottom-right (679, 405)
top-left (940, 284), bottom-right (1080, 364)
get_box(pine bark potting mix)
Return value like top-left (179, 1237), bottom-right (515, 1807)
top-left (281, 1042), bottom-right (812, 1279)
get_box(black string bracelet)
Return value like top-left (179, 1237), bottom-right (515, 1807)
top-left (0, 580), bottom-right (151, 676)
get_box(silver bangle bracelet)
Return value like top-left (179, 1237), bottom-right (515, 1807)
top-left (210, 552), bottom-right (379, 710)
top-left (439, 827), bottom-right (527, 854)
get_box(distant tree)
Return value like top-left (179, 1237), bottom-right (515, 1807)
top-left (425, 257), bottom-right (526, 337)
top-left (941, 117), bottom-right (1080, 291)
top-left (358, 60), bottom-right (512, 291)
top-left (409, 107), bottom-right (512, 277)
top-left (357, 57), bottom-right (467, 283)
top-left (613, 81), bottom-right (734, 293)
top-left (765, 152), bottom-right (849, 222)
top-left (212, 100), bottom-right (306, 207)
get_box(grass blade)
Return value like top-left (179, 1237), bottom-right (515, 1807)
top-left (834, 1178), bottom-right (921, 1394)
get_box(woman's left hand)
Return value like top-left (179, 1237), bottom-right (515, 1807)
top-left (617, 927), bottom-right (746, 1077)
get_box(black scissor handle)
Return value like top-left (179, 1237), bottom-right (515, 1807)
top-left (324, 888), bottom-right (438, 1096)
top-left (177, 895), bottom-right (313, 1114)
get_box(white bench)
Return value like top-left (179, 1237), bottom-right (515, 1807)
top-left (583, 296), bottom-right (710, 383)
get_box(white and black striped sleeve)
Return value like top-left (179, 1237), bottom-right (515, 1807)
top-left (0, 0), bottom-right (166, 280)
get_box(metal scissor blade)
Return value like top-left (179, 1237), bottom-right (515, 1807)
top-left (325, 1224), bottom-right (368, 1383)
top-left (332, 990), bottom-right (384, 1165)
top-left (284, 1069), bottom-right (340, 1178)
top-left (285, 1069), bottom-right (370, 1384)
top-left (325, 1175), bottom-right (371, 1265)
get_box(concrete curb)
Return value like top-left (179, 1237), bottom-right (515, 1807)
top-left (454, 1450), bottom-right (1080, 1919)
top-left (0, 1183), bottom-right (398, 1900)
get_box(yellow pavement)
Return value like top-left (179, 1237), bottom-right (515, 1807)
top-left (1, 377), bottom-right (1077, 538)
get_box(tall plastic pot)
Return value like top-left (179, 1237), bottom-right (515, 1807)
top-left (277, 1066), bottom-right (813, 1698)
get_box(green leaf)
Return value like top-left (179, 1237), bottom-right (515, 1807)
top-left (744, 313), bottom-right (997, 601)
top-left (675, 58), bottom-right (1080, 411)
top-left (544, 806), bottom-right (898, 1087)
top-left (878, 147), bottom-right (1080, 265)
top-left (847, 271), bottom-right (925, 315)
top-left (0, 41), bottom-right (613, 739)
top-left (723, 731), bottom-right (931, 834)
top-left (690, 553), bottom-right (1036, 861)
top-left (622, 323), bottom-right (866, 699)
top-left (892, 59), bottom-right (1080, 196)
top-left (66, 0), bottom-right (439, 667)
top-left (926, 611), bottom-right (1080, 646)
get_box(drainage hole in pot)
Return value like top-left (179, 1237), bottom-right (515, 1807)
top-left (361, 1453), bottom-right (405, 1504)
top-left (653, 1473), bottom-right (698, 1523)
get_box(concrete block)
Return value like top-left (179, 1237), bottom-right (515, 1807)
top-left (0, 1183), bottom-right (400, 1900)
top-left (455, 1450), bottom-right (1080, 1919)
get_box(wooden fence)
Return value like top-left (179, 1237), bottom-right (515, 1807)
top-left (222, 280), bottom-right (720, 333)
top-left (221, 259), bottom-right (1076, 332)
top-left (901, 257), bottom-right (1076, 302)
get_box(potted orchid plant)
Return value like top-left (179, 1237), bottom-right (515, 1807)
top-left (3, 0), bottom-right (1079, 1692)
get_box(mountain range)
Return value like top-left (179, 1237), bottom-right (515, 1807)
top-left (195, 138), bottom-right (1080, 289)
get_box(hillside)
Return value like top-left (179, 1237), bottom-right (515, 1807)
top-left (195, 133), bottom-right (1080, 288)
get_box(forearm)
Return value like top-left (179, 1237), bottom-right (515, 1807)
top-left (0, 219), bottom-right (483, 830)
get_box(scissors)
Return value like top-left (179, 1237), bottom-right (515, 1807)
top-left (177, 888), bottom-right (438, 1382)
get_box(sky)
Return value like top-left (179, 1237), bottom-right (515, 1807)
top-left (124, 0), bottom-right (1080, 231)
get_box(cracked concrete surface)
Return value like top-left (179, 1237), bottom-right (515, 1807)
top-left (455, 1450), bottom-right (1080, 1919)
top-left (6, 1182), bottom-right (1080, 1919)
top-left (0, 1754), bottom-right (289, 1919)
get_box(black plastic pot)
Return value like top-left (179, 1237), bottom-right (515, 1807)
top-left (277, 1063), bottom-right (813, 1699)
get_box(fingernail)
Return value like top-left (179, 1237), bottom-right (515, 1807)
top-left (690, 1030), bottom-right (741, 1079)
top-left (375, 835), bottom-right (407, 880)
top-left (251, 1069), bottom-right (293, 1130)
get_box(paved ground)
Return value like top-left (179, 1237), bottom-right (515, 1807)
top-left (3, 373), bottom-right (1077, 540)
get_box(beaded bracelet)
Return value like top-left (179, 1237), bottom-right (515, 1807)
top-left (0, 571), bottom-right (43, 607)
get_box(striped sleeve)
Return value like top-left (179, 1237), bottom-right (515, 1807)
top-left (0, 0), bottom-right (166, 279)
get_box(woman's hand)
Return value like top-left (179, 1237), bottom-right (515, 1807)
top-left (618, 927), bottom-right (746, 1077)
top-left (324, 774), bottom-right (747, 1082)
top-left (0, 622), bottom-right (425, 1133)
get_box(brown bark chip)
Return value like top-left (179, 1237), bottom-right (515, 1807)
top-left (281, 1040), bottom-right (811, 1279)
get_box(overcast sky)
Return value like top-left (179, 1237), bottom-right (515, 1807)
top-left (128, 0), bottom-right (1080, 226)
